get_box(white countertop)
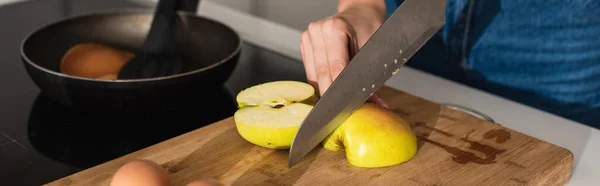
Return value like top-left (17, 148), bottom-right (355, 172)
top-left (129, 0), bottom-right (600, 185)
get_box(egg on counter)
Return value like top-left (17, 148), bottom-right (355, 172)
top-left (109, 159), bottom-right (169, 186)
top-left (60, 43), bottom-right (134, 80)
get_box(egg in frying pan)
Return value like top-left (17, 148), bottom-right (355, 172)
top-left (60, 43), bottom-right (134, 80)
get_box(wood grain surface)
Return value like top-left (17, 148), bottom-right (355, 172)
top-left (46, 86), bottom-right (574, 186)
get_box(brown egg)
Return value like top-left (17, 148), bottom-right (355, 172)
top-left (109, 159), bottom-right (169, 186)
top-left (186, 179), bottom-right (224, 186)
top-left (60, 43), bottom-right (134, 80)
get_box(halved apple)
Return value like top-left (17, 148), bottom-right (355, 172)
top-left (322, 103), bottom-right (418, 168)
top-left (233, 80), bottom-right (418, 168)
top-left (234, 81), bottom-right (316, 149)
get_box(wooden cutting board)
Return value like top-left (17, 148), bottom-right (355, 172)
top-left (46, 86), bottom-right (573, 186)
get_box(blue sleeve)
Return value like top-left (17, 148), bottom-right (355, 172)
top-left (384, 0), bottom-right (403, 18)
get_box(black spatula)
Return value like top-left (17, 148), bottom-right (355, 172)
top-left (118, 0), bottom-right (183, 80)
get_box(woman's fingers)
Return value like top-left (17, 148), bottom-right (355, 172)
top-left (323, 17), bottom-right (351, 82)
top-left (303, 17), bottom-right (352, 96)
top-left (367, 93), bottom-right (390, 109)
top-left (300, 31), bottom-right (318, 90)
top-left (321, 17), bottom-right (389, 108)
top-left (308, 21), bottom-right (333, 96)
top-left (300, 5), bottom-right (389, 108)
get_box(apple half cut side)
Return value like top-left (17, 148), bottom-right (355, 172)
top-left (234, 81), bottom-right (317, 149)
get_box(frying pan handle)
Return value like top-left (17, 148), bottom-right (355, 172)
top-left (176, 0), bottom-right (200, 13)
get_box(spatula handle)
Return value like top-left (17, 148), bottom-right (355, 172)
top-left (142, 0), bottom-right (178, 53)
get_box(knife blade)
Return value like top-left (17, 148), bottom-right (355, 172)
top-left (288, 0), bottom-right (446, 168)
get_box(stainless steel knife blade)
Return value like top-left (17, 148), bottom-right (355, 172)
top-left (288, 0), bottom-right (446, 168)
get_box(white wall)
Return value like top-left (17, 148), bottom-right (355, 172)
top-left (127, 0), bottom-right (338, 30)
top-left (36, 0), bottom-right (338, 31)
top-left (210, 0), bottom-right (338, 30)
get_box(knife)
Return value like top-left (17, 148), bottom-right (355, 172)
top-left (288, 0), bottom-right (446, 168)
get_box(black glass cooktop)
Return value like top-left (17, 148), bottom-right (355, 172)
top-left (0, 0), bottom-right (307, 185)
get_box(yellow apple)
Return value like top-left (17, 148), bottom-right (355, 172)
top-left (322, 103), bottom-right (418, 168)
top-left (233, 80), bottom-right (418, 168)
top-left (234, 81), bottom-right (316, 149)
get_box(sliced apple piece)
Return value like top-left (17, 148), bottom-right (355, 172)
top-left (322, 103), bottom-right (418, 168)
top-left (234, 81), bottom-right (316, 149)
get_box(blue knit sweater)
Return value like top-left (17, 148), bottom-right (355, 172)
top-left (385, 0), bottom-right (600, 127)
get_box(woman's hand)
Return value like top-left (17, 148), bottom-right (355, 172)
top-left (300, 1), bottom-right (389, 108)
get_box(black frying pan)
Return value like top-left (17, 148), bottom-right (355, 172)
top-left (20, 3), bottom-right (242, 112)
